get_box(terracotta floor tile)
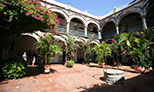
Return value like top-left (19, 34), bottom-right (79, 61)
top-left (0, 63), bottom-right (154, 92)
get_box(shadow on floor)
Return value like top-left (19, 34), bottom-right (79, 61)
top-left (88, 64), bottom-right (102, 68)
top-left (26, 65), bottom-right (57, 77)
top-left (79, 70), bottom-right (154, 92)
top-left (26, 66), bottom-right (43, 77)
top-left (0, 82), bottom-right (8, 85)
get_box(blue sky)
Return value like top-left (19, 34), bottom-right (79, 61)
top-left (55, 0), bottom-right (132, 16)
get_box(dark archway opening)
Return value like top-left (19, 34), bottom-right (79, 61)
top-left (119, 13), bottom-right (142, 33)
top-left (102, 22), bottom-right (116, 39)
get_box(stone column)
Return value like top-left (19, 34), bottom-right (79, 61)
top-left (142, 15), bottom-right (148, 29)
top-left (66, 22), bottom-right (70, 33)
top-left (98, 30), bottom-right (102, 39)
top-left (116, 25), bottom-right (119, 34)
top-left (84, 26), bottom-right (87, 36)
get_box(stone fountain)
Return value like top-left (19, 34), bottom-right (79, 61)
top-left (104, 68), bottom-right (125, 85)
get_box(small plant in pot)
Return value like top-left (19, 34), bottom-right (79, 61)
top-left (36, 34), bottom-right (62, 73)
top-left (96, 56), bottom-right (105, 67)
top-left (66, 60), bottom-right (75, 67)
top-left (93, 41), bottom-right (111, 67)
top-left (113, 60), bottom-right (117, 66)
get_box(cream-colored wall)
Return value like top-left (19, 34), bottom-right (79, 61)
top-left (51, 41), bottom-right (64, 63)
top-left (9, 35), bottom-right (37, 60)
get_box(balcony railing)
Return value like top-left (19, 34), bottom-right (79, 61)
top-left (57, 26), bottom-right (98, 39)
top-left (69, 28), bottom-right (85, 37)
top-left (87, 31), bottom-right (98, 39)
top-left (102, 20), bottom-right (153, 39)
top-left (119, 22), bottom-right (143, 33)
top-left (56, 26), bottom-right (67, 33)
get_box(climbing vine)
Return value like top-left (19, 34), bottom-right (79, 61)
top-left (0, 0), bottom-right (59, 32)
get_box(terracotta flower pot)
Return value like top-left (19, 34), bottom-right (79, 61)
top-left (44, 65), bottom-right (50, 73)
top-left (100, 62), bottom-right (105, 67)
top-left (113, 62), bottom-right (117, 66)
top-left (134, 66), bottom-right (145, 73)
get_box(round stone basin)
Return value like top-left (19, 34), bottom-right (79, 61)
top-left (104, 69), bottom-right (125, 85)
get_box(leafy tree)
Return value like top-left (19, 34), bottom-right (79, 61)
top-left (129, 38), bottom-right (154, 68)
top-left (65, 34), bottom-right (77, 61)
top-left (0, 0), bottom-right (59, 80)
top-left (82, 39), bottom-right (92, 64)
top-left (110, 28), bottom-right (154, 68)
top-left (0, 0), bottom-right (59, 61)
top-left (93, 41), bottom-right (111, 64)
top-left (110, 33), bottom-right (135, 65)
top-left (36, 34), bottom-right (62, 65)
top-left (80, 34), bottom-right (95, 64)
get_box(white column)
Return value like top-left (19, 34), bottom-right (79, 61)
top-left (98, 30), bottom-right (102, 39)
top-left (142, 15), bottom-right (148, 29)
top-left (116, 25), bottom-right (119, 34)
top-left (84, 26), bottom-right (87, 36)
top-left (66, 22), bottom-right (70, 33)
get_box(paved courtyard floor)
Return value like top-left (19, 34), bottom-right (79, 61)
top-left (0, 63), bottom-right (154, 92)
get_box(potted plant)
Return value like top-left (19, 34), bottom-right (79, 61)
top-left (36, 34), bottom-right (62, 73)
top-left (81, 36), bottom-right (93, 64)
top-left (66, 60), bottom-right (75, 67)
top-left (64, 34), bottom-right (77, 65)
top-left (110, 33), bottom-right (134, 66)
top-left (93, 41), bottom-right (112, 67)
top-left (113, 60), bottom-right (117, 66)
top-left (129, 38), bottom-right (154, 73)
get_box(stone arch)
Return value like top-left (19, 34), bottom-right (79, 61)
top-left (87, 22), bottom-right (99, 39)
top-left (101, 20), bottom-right (116, 31)
top-left (9, 35), bottom-right (38, 62)
top-left (50, 8), bottom-right (69, 23)
top-left (118, 12), bottom-right (143, 33)
top-left (118, 11), bottom-right (141, 25)
top-left (21, 33), bottom-right (40, 41)
top-left (86, 20), bottom-right (100, 30)
top-left (69, 15), bottom-right (86, 27)
top-left (53, 34), bottom-right (67, 45)
top-left (69, 15), bottom-right (86, 37)
top-left (90, 40), bottom-right (100, 45)
top-left (101, 21), bottom-right (116, 39)
top-left (54, 12), bottom-right (67, 27)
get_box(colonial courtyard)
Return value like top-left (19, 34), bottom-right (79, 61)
top-left (0, 0), bottom-right (154, 92)
top-left (0, 63), bottom-right (154, 92)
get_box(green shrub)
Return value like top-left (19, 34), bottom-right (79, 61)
top-left (66, 60), bottom-right (75, 67)
top-left (2, 60), bottom-right (27, 79)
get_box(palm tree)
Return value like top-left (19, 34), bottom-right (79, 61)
top-left (129, 37), bottom-right (154, 68)
top-left (36, 34), bottom-right (62, 65)
top-left (79, 37), bottom-right (94, 64)
top-left (65, 34), bottom-right (77, 61)
top-left (93, 41), bottom-right (112, 65)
